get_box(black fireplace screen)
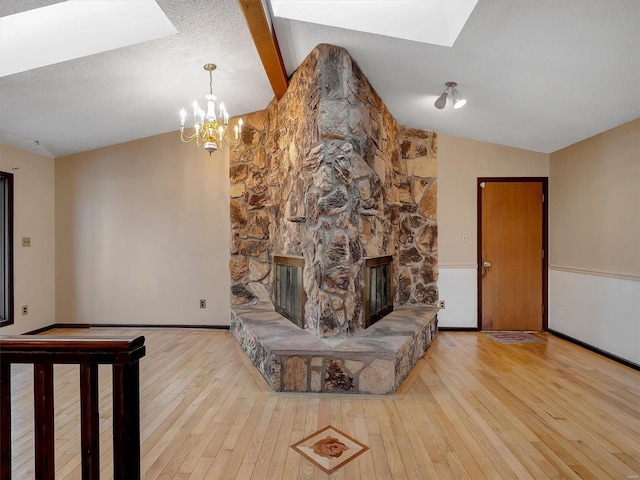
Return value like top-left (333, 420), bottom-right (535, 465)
top-left (273, 256), bottom-right (305, 328)
top-left (364, 256), bottom-right (393, 328)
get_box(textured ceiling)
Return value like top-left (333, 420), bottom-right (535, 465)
top-left (0, 0), bottom-right (638, 158)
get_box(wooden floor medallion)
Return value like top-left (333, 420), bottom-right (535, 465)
top-left (290, 425), bottom-right (369, 474)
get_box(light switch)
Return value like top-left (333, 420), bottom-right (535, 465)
top-left (22, 237), bottom-right (31, 247)
top-left (461, 233), bottom-right (469, 244)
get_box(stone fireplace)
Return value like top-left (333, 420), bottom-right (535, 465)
top-left (229, 44), bottom-right (439, 394)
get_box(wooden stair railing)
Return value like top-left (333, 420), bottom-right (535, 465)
top-left (0, 335), bottom-right (146, 480)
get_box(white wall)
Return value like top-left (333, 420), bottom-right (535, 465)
top-left (0, 144), bottom-right (56, 334)
top-left (55, 132), bottom-right (231, 326)
top-left (549, 269), bottom-right (639, 365)
top-left (549, 119), bottom-right (640, 364)
top-left (436, 133), bottom-right (549, 328)
top-left (437, 267), bottom-right (477, 328)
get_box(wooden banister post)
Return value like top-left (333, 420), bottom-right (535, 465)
top-left (34, 363), bottom-right (55, 480)
top-left (112, 362), bottom-right (141, 480)
top-left (80, 363), bottom-right (100, 480)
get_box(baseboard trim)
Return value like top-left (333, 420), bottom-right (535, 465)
top-left (84, 324), bottom-right (230, 330)
top-left (23, 323), bottom-right (230, 334)
top-left (438, 327), bottom-right (479, 332)
top-left (548, 329), bottom-right (639, 371)
top-left (23, 324), bottom-right (63, 335)
top-left (49, 323), bottom-right (92, 330)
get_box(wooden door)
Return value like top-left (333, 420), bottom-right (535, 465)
top-left (478, 179), bottom-right (547, 331)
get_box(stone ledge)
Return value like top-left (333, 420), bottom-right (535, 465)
top-left (230, 304), bottom-right (438, 394)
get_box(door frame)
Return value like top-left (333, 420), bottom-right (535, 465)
top-left (477, 177), bottom-right (549, 331)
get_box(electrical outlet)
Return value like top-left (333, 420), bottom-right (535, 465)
top-left (199, 299), bottom-right (206, 309)
top-left (22, 237), bottom-right (31, 247)
top-left (437, 300), bottom-right (445, 309)
top-left (21, 305), bottom-right (28, 315)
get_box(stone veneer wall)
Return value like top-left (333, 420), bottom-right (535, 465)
top-left (229, 44), bottom-right (438, 337)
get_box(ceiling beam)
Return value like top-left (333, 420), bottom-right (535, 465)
top-left (238, 0), bottom-right (288, 100)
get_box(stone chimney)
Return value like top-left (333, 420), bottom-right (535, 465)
top-left (229, 44), bottom-right (438, 337)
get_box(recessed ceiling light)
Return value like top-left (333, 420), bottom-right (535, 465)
top-left (0, 0), bottom-right (177, 77)
top-left (269, 0), bottom-right (478, 47)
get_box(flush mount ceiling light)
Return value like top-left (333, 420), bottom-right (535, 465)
top-left (434, 82), bottom-right (467, 110)
top-left (179, 64), bottom-right (243, 155)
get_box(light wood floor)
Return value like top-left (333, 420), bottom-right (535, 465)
top-left (6, 328), bottom-right (640, 479)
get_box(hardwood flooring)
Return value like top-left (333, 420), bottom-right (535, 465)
top-left (5, 328), bottom-right (640, 479)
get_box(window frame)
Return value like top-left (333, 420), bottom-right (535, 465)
top-left (0, 171), bottom-right (14, 327)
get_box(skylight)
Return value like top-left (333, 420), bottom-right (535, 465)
top-left (0, 0), bottom-right (177, 77)
top-left (268, 0), bottom-right (477, 47)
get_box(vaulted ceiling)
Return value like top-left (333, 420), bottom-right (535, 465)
top-left (1, 0), bottom-right (638, 158)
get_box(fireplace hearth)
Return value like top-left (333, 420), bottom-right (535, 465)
top-left (231, 304), bottom-right (438, 394)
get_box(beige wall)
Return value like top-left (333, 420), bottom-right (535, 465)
top-left (55, 132), bottom-right (231, 326)
top-left (549, 118), bottom-right (640, 276)
top-left (548, 119), bottom-right (639, 364)
top-left (438, 133), bottom-right (550, 266)
top-left (0, 144), bottom-right (56, 334)
top-left (6, 115), bottom-right (633, 342)
top-left (435, 134), bottom-right (549, 327)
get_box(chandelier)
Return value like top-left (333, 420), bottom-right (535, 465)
top-left (179, 63), bottom-right (243, 154)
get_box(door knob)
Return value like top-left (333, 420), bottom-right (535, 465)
top-left (483, 261), bottom-right (491, 268)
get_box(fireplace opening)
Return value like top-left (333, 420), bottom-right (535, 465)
top-left (364, 256), bottom-right (393, 328)
top-left (273, 256), bottom-right (306, 328)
